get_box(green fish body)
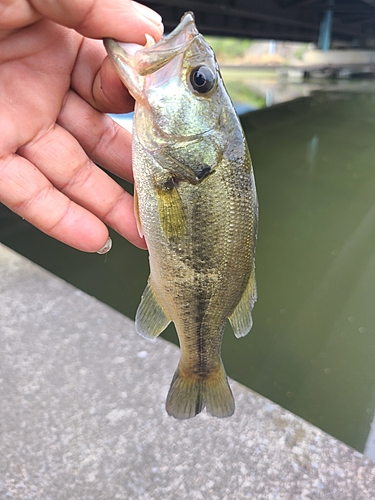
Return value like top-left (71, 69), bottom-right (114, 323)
top-left (104, 12), bottom-right (258, 419)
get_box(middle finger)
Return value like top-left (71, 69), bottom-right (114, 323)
top-left (17, 122), bottom-right (145, 248)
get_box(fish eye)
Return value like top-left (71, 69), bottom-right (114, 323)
top-left (189, 65), bottom-right (216, 94)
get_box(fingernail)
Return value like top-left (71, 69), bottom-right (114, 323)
top-left (97, 237), bottom-right (112, 255)
top-left (132, 2), bottom-right (162, 26)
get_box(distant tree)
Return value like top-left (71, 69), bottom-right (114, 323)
top-left (206, 36), bottom-right (253, 62)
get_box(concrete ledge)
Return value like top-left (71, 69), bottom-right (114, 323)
top-left (0, 243), bottom-right (374, 499)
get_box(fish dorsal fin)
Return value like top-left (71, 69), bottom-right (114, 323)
top-left (134, 184), bottom-right (144, 238)
top-left (135, 280), bottom-right (170, 339)
top-left (228, 265), bottom-right (257, 338)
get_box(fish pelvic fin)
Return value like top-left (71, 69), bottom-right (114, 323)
top-left (165, 362), bottom-right (235, 419)
top-left (135, 280), bottom-right (170, 339)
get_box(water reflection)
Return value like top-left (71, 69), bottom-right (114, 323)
top-left (2, 71), bottom-right (375, 457)
top-left (305, 134), bottom-right (319, 174)
top-left (365, 417), bottom-right (375, 460)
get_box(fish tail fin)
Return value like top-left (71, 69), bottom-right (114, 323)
top-left (204, 366), bottom-right (235, 418)
top-left (165, 362), bottom-right (235, 420)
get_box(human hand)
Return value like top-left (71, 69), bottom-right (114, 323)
top-left (0, 0), bottom-right (163, 251)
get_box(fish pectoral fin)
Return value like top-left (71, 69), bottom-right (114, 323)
top-left (156, 180), bottom-right (186, 241)
top-left (135, 281), bottom-right (170, 339)
top-left (229, 265), bottom-right (257, 338)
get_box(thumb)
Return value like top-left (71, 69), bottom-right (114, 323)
top-left (30, 0), bottom-right (163, 44)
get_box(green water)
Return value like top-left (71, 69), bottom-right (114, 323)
top-left (2, 72), bottom-right (375, 457)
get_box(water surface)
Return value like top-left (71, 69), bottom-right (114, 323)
top-left (2, 71), bottom-right (375, 457)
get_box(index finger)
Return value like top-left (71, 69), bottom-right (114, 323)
top-left (58, 90), bottom-right (134, 182)
top-left (30, 0), bottom-right (163, 43)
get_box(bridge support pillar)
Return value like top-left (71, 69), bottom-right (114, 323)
top-left (318, 7), bottom-right (333, 51)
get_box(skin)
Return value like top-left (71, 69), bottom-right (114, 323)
top-left (0, 0), bottom-right (164, 251)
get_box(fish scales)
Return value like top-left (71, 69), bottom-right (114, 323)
top-left (104, 12), bottom-right (258, 419)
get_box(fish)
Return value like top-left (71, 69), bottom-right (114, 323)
top-left (104, 12), bottom-right (258, 419)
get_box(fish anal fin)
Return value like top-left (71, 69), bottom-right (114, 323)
top-left (135, 280), bottom-right (170, 340)
top-left (166, 362), bottom-right (235, 420)
top-left (229, 266), bottom-right (257, 339)
top-left (156, 180), bottom-right (186, 241)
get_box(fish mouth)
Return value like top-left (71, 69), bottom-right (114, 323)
top-left (135, 11), bottom-right (198, 76)
top-left (104, 12), bottom-right (199, 78)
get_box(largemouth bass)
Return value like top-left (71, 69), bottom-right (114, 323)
top-left (104, 12), bottom-right (258, 419)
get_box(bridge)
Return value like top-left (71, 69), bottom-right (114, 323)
top-left (142, 1), bottom-right (375, 49)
